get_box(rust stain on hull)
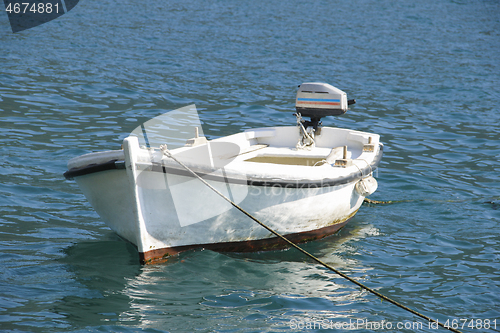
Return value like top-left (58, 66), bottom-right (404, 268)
top-left (139, 212), bottom-right (357, 264)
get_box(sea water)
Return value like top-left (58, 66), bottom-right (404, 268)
top-left (1, 0), bottom-right (499, 332)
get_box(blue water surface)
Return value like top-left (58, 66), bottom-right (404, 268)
top-left (1, 0), bottom-right (499, 332)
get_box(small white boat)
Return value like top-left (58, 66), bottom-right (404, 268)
top-left (64, 83), bottom-right (383, 263)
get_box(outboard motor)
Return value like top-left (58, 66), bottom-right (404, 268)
top-left (294, 82), bottom-right (355, 149)
top-left (295, 82), bottom-right (355, 130)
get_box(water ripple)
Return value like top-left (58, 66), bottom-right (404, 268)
top-left (1, 0), bottom-right (500, 331)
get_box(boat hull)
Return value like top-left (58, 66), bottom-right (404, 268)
top-left (139, 217), bottom-right (353, 264)
top-left (66, 126), bottom-right (383, 263)
top-left (75, 167), bottom-right (362, 264)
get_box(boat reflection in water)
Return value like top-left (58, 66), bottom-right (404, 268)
top-left (56, 222), bottom-right (379, 330)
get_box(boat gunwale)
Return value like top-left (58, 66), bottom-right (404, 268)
top-left (63, 159), bottom-right (123, 180)
top-left (63, 144), bottom-right (383, 188)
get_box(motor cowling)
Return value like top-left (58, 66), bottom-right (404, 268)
top-left (295, 82), bottom-right (349, 118)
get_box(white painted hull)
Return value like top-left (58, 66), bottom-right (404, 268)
top-left (66, 126), bottom-right (383, 263)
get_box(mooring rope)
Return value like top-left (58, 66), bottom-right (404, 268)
top-left (363, 198), bottom-right (410, 204)
top-left (363, 197), bottom-right (497, 205)
top-left (160, 145), bottom-right (462, 333)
